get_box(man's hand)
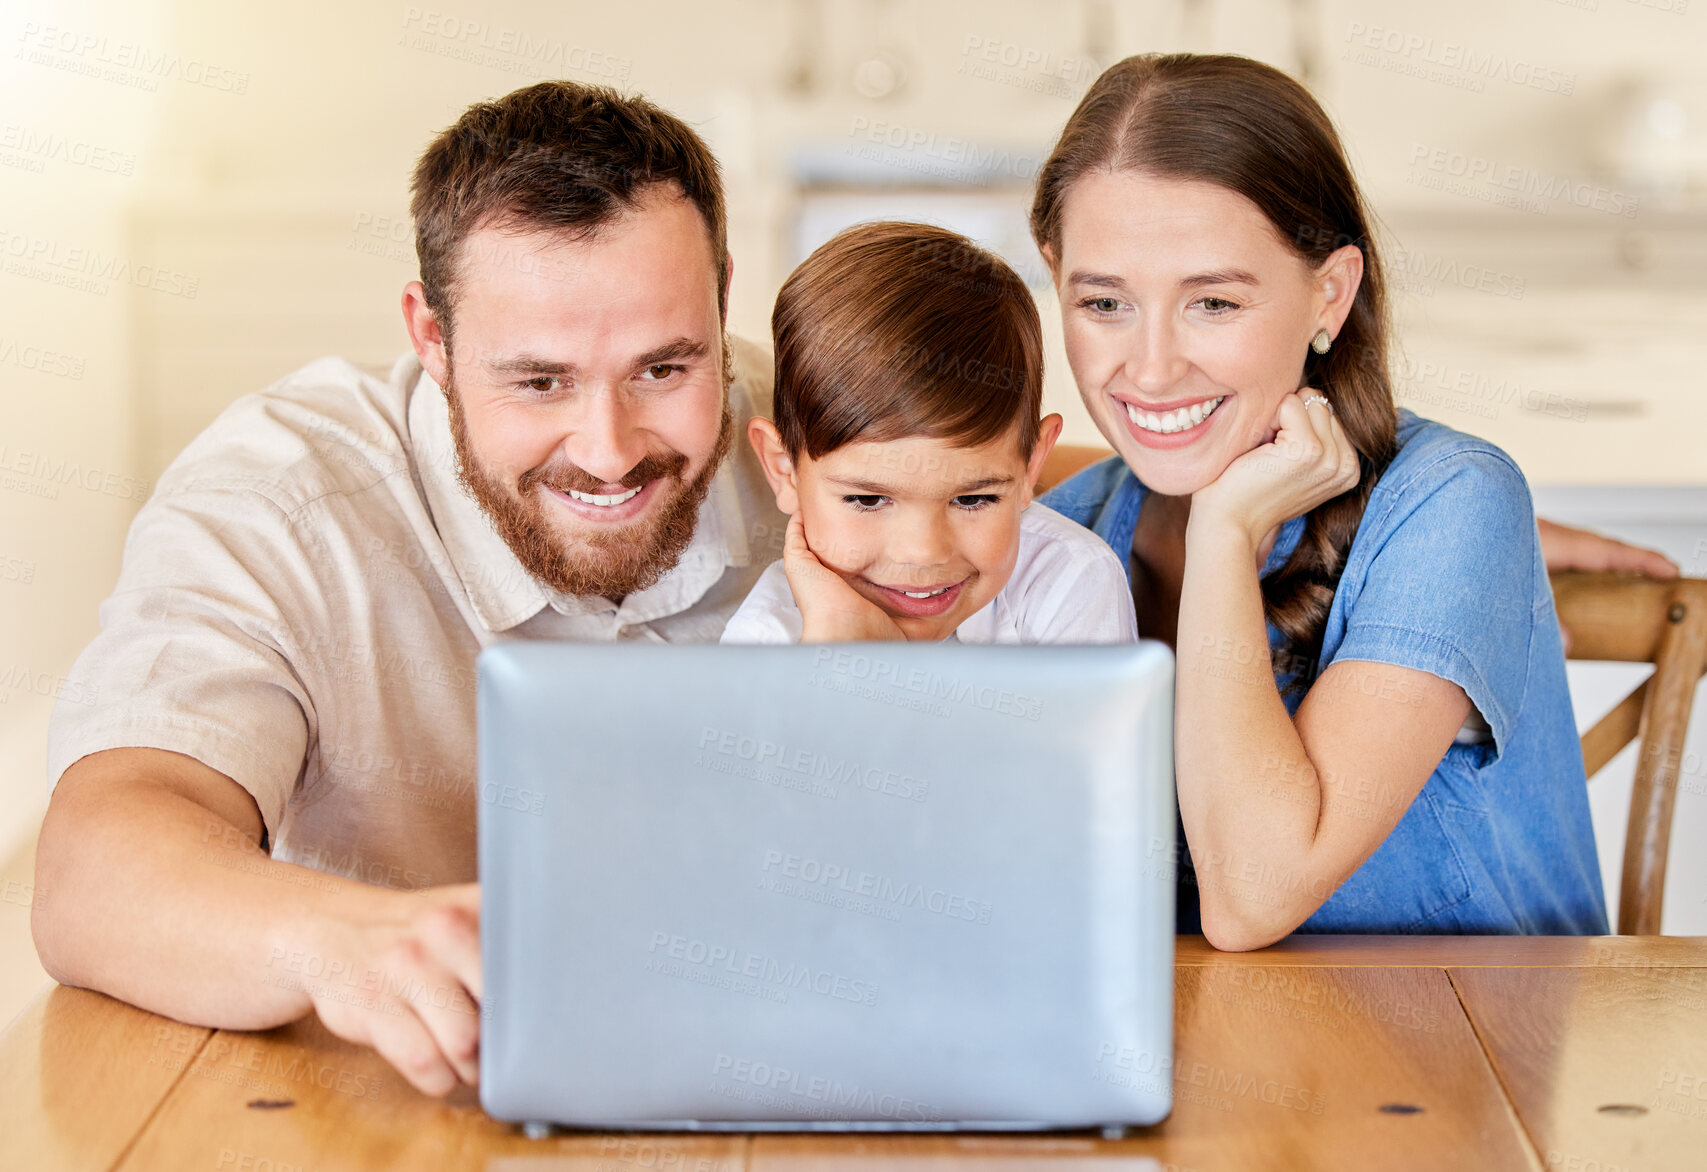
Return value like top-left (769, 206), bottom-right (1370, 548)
top-left (281, 883), bottom-right (482, 1096)
top-left (783, 512), bottom-right (905, 642)
top-left (35, 748), bottom-right (484, 1099)
top-left (1538, 518), bottom-right (1678, 578)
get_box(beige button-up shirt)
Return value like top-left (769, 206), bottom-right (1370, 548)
top-left (47, 341), bottom-right (785, 888)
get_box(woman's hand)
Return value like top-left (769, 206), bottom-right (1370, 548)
top-left (783, 512), bottom-right (906, 643)
top-left (1189, 389), bottom-right (1361, 546)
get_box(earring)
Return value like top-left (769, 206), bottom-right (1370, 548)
top-left (1310, 329), bottom-right (1332, 355)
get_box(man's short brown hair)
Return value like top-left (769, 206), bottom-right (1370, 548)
top-left (771, 222), bottom-right (1043, 462)
top-left (410, 81), bottom-right (728, 340)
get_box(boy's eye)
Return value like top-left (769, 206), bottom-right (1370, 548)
top-left (844, 495), bottom-right (888, 511)
top-left (639, 363), bottom-right (684, 381)
top-left (953, 494), bottom-right (999, 510)
top-left (519, 376), bottom-right (561, 395)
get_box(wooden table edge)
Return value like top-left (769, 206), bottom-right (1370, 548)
top-left (1174, 934), bottom-right (1707, 967)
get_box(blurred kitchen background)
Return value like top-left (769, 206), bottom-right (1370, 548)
top-left (3, 0), bottom-right (1706, 1016)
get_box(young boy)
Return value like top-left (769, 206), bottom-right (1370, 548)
top-left (721, 221), bottom-right (1136, 645)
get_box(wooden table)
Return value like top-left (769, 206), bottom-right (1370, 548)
top-left (5, 936), bottom-right (1706, 1171)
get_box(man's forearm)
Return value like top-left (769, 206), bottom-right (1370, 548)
top-left (33, 752), bottom-right (387, 1030)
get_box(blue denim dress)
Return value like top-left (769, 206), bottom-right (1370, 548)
top-left (1041, 408), bottom-right (1609, 935)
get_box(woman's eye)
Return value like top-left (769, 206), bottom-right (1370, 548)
top-left (953, 494), bottom-right (999, 511)
top-left (1197, 296), bottom-right (1239, 314)
top-left (1082, 296), bottom-right (1123, 314)
top-left (640, 363), bottom-right (683, 381)
top-left (844, 495), bottom-right (888, 511)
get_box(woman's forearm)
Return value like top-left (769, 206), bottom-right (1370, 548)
top-left (1174, 516), bottom-right (1332, 949)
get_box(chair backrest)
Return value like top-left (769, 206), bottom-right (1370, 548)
top-left (1035, 446), bottom-right (1707, 934)
top-left (1038, 444), bottom-right (1115, 496)
top-left (1549, 572), bottom-right (1707, 934)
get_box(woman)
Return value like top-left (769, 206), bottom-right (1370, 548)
top-left (1032, 54), bottom-right (1660, 948)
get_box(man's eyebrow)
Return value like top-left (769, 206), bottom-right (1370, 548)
top-left (486, 353), bottom-right (577, 377)
top-left (481, 338), bottom-right (712, 378)
top-left (633, 337), bottom-right (710, 367)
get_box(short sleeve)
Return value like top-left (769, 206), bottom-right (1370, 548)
top-left (46, 488), bottom-right (318, 842)
top-left (1329, 451), bottom-right (1538, 760)
top-left (1010, 508), bottom-right (1140, 645)
top-left (718, 560), bottom-right (802, 644)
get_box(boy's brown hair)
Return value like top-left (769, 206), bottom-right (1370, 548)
top-left (771, 222), bottom-right (1043, 461)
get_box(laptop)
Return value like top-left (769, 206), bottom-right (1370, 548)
top-left (478, 641), bottom-right (1176, 1133)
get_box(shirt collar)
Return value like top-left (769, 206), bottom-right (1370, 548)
top-left (404, 357), bottom-right (738, 634)
top-left (1097, 466), bottom-right (1307, 581)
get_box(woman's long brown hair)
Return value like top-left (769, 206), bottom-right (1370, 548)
top-left (1029, 53), bottom-right (1398, 691)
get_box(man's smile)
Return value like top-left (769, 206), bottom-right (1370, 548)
top-left (543, 477), bottom-right (664, 523)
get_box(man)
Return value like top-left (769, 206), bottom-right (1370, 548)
top-left (34, 82), bottom-right (785, 1096)
top-left (33, 80), bottom-right (1676, 1099)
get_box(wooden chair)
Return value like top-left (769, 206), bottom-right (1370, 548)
top-left (1038, 443), bottom-right (1116, 495)
top-left (1550, 571), bottom-right (1707, 934)
top-left (1036, 444), bottom-right (1707, 934)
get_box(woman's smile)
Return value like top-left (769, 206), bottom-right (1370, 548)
top-left (1115, 392), bottom-right (1232, 449)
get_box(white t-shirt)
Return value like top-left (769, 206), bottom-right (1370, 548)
top-left (720, 502), bottom-right (1138, 645)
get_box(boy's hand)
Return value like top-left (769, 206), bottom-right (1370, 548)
top-left (783, 512), bottom-right (906, 642)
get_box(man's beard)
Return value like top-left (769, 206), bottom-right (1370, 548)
top-left (444, 361), bottom-right (735, 602)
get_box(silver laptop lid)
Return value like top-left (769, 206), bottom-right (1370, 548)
top-left (480, 642), bottom-right (1175, 1131)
